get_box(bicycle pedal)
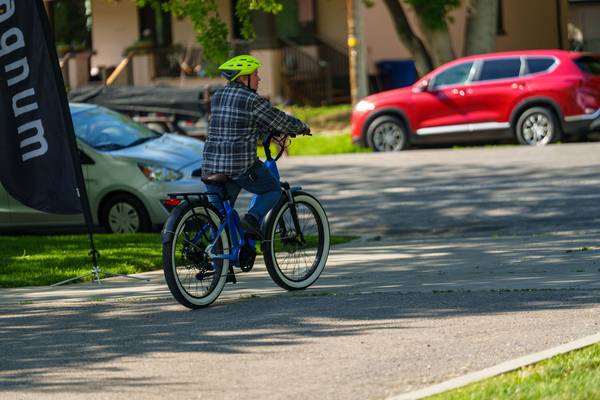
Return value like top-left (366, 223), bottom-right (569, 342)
top-left (226, 266), bottom-right (237, 284)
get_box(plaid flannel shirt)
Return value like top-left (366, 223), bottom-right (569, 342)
top-left (202, 82), bottom-right (307, 177)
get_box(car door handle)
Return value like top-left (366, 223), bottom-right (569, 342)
top-left (511, 83), bottom-right (525, 90)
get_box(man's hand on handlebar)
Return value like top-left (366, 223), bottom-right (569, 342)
top-left (289, 127), bottom-right (311, 138)
top-left (301, 126), bottom-right (312, 136)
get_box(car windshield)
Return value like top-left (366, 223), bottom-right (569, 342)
top-left (71, 106), bottom-right (161, 151)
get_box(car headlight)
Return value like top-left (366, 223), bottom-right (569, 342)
top-left (138, 164), bottom-right (183, 182)
top-left (355, 100), bottom-right (375, 112)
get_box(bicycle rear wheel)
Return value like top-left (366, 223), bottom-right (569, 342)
top-left (263, 191), bottom-right (330, 290)
top-left (163, 201), bottom-right (229, 309)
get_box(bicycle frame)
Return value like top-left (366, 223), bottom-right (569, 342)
top-left (207, 197), bottom-right (255, 265)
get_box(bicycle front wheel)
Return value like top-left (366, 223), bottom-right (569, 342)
top-left (163, 201), bottom-right (230, 309)
top-left (263, 191), bottom-right (330, 290)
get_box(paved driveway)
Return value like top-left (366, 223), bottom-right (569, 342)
top-left (277, 142), bottom-right (600, 238)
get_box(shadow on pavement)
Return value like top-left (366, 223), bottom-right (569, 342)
top-left (1, 288), bottom-right (599, 391)
top-left (276, 148), bottom-right (600, 238)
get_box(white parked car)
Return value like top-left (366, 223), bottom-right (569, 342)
top-left (0, 103), bottom-right (206, 233)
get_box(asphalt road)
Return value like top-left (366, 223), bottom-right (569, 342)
top-left (277, 142), bottom-right (600, 238)
top-left (2, 142), bottom-right (600, 400)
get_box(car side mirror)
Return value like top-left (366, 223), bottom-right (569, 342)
top-left (79, 149), bottom-right (95, 165)
top-left (412, 79), bottom-right (430, 93)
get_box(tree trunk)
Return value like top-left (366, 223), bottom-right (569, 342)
top-left (382, 0), bottom-right (434, 76)
top-left (465, 0), bottom-right (499, 55)
top-left (419, 26), bottom-right (455, 67)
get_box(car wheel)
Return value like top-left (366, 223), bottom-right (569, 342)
top-left (515, 107), bottom-right (561, 146)
top-left (101, 194), bottom-right (151, 234)
top-left (367, 116), bottom-right (408, 152)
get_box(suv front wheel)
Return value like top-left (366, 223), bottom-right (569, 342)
top-left (367, 116), bottom-right (409, 152)
top-left (515, 107), bottom-right (561, 146)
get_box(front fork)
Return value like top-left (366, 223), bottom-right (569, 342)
top-left (280, 182), bottom-right (305, 245)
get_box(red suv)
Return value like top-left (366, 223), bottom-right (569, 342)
top-left (352, 50), bottom-right (600, 151)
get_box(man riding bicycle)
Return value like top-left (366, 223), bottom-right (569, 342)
top-left (202, 55), bottom-right (310, 239)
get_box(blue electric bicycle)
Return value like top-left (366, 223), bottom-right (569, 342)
top-left (161, 132), bottom-right (330, 309)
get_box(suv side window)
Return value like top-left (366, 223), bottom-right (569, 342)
top-left (526, 57), bottom-right (555, 74)
top-left (477, 58), bottom-right (522, 81)
top-left (430, 62), bottom-right (474, 89)
top-left (575, 56), bottom-right (600, 75)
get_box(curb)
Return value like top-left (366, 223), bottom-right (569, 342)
top-left (388, 332), bottom-right (600, 400)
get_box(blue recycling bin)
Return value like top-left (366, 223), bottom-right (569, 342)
top-left (376, 59), bottom-right (417, 90)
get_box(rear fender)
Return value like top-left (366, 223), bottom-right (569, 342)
top-left (161, 200), bottom-right (190, 244)
top-left (161, 199), bottom-right (220, 244)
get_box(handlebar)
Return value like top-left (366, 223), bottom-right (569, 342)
top-left (262, 129), bottom-right (311, 161)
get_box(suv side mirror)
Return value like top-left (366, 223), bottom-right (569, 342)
top-left (412, 79), bottom-right (430, 93)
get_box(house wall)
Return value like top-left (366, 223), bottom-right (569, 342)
top-left (569, 1), bottom-right (600, 51)
top-left (316, 0), bottom-right (468, 75)
top-left (91, 0), bottom-right (139, 70)
top-left (88, 0), bottom-right (569, 97)
top-left (316, 0), bottom-right (347, 52)
top-left (316, 0), bottom-right (566, 77)
top-left (496, 0), bottom-right (568, 51)
top-left (362, 2), bottom-right (467, 75)
top-left (91, 0), bottom-right (233, 71)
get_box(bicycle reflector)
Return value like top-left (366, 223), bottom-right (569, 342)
top-left (161, 198), bottom-right (181, 211)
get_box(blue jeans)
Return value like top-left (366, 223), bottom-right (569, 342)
top-left (205, 161), bottom-right (281, 222)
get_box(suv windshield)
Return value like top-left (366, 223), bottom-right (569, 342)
top-left (72, 107), bottom-right (160, 151)
top-left (575, 56), bottom-right (600, 75)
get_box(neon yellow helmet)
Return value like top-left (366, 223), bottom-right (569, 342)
top-left (218, 55), bottom-right (262, 81)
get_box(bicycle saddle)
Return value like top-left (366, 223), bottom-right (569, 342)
top-left (201, 173), bottom-right (229, 186)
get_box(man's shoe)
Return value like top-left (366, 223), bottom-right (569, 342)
top-left (225, 266), bottom-right (237, 284)
top-left (241, 214), bottom-right (264, 240)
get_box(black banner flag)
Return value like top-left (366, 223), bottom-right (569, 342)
top-left (0, 0), bottom-right (82, 214)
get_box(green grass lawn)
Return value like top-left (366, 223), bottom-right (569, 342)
top-left (427, 343), bottom-right (600, 399)
top-left (258, 131), bottom-right (370, 158)
top-left (283, 104), bottom-right (353, 123)
top-left (287, 132), bottom-right (371, 156)
top-left (0, 233), bottom-right (162, 287)
top-left (0, 233), bottom-right (355, 287)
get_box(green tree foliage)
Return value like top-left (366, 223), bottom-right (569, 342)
top-left (53, 0), bottom-right (89, 49)
top-left (136, 0), bottom-right (283, 66)
top-left (404, 0), bottom-right (461, 31)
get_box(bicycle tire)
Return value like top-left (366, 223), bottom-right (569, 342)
top-left (263, 191), bottom-right (330, 290)
top-left (162, 200), bottom-right (230, 309)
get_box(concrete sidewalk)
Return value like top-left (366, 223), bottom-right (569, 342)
top-left (2, 229), bottom-right (599, 306)
top-left (0, 230), bottom-right (600, 305)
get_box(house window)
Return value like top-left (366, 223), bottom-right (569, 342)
top-left (497, 0), bottom-right (506, 35)
top-left (138, 4), bottom-right (172, 47)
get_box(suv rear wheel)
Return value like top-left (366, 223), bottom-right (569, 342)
top-left (367, 116), bottom-right (408, 152)
top-left (515, 107), bottom-right (561, 146)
